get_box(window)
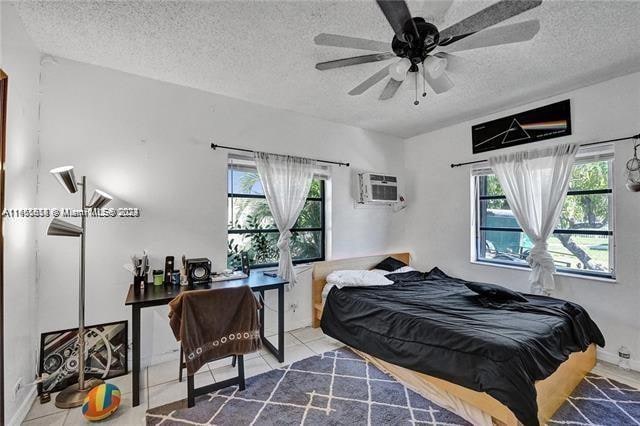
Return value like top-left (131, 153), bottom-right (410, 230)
top-left (227, 164), bottom-right (325, 269)
top-left (473, 156), bottom-right (614, 279)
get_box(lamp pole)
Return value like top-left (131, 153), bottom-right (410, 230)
top-left (53, 174), bottom-right (104, 408)
top-left (78, 175), bottom-right (86, 390)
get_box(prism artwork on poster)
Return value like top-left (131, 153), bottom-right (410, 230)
top-left (471, 99), bottom-right (572, 154)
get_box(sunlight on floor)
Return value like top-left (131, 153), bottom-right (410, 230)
top-left (22, 327), bottom-right (342, 425)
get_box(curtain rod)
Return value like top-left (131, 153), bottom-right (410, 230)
top-left (210, 142), bottom-right (350, 167)
top-left (450, 133), bottom-right (640, 168)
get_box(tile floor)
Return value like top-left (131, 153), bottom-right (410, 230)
top-left (22, 327), bottom-right (343, 425)
top-left (23, 327), bottom-right (640, 425)
top-left (593, 359), bottom-right (640, 390)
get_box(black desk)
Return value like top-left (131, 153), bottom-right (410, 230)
top-left (124, 273), bottom-right (288, 407)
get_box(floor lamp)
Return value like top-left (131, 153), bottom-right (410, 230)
top-left (48, 166), bottom-right (112, 408)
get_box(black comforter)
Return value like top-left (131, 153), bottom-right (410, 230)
top-left (320, 268), bottom-right (604, 426)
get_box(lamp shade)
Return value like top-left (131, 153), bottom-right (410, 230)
top-left (88, 189), bottom-right (113, 209)
top-left (389, 58), bottom-right (412, 81)
top-left (47, 218), bottom-right (83, 237)
top-left (50, 166), bottom-right (78, 193)
top-left (424, 55), bottom-right (447, 79)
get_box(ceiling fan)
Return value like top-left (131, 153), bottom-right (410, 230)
top-left (315, 0), bottom-right (542, 105)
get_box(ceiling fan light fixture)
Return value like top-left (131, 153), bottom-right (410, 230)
top-left (389, 58), bottom-right (412, 81)
top-left (314, 0), bottom-right (542, 103)
top-left (424, 55), bottom-right (448, 79)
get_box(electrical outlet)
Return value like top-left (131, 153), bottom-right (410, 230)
top-left (289, 303), bottom-right (298, 313)
top-left (13, 377), bottom-right (22, 400)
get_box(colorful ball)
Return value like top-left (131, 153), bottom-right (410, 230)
top-left (82, 383), bottom-right (121, 421)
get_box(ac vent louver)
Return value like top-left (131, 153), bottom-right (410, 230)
top-left (358, 172), bottom-right (400, 203)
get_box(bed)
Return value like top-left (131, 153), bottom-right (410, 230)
top-left (312, 253), bottom-right (604, 426)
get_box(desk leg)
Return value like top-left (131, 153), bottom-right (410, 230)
top-left (132, 306), bottom-right (141, 407)
top-left (257, 287), bottom-right (285, 363)
top-left (259, 290), bottom-right (265, 342)
top-left (277, 285), bottom-right (284, 362)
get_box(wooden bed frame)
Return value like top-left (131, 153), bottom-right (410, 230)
top-left (311, 253), bottom-right (596, 426)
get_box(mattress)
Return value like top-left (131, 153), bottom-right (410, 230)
top-left (321, 268), bottom-right (604, 426)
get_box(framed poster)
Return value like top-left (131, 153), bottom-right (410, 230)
top-left (39, 320), bottom-right (128, 394)
top-left (472, 99), bottom-right (571, 154)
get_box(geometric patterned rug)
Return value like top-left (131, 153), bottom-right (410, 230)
top-left (146, 348), bottom-right (640, 425)
top-left (549, 374), bottom-right (640, 425)
top-left (146, 347), bottom-right (470, 425)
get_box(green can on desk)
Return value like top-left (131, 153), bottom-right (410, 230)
top-left (153, 270), bottom-right (164, 286)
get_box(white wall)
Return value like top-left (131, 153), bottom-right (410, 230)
top-left (403, 72), bottom-right (640, 368)
top-left (35, 57), bottom-right (406, 366)
top-left (8, 16), bottom-right (638, 422)
top-left (0, 3), bottom-right (41, 424)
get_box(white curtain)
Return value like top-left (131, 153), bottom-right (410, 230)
top-left (489, 144), bottom-right (578, 295)
top-left (255, 152), bottom-right (317, 288)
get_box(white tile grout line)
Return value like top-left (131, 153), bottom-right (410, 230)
top-left (301, 339), bottom-right (318, 355)
top-left (24, 410), bottom-right (68, 425)
top-left (26, 332), bottom-right (324, 422)
top-left (26, 340), bottom-right (344, 423)
top-left (44, 332), bottom-right (640, 424)
top-left (288, 331), bottom-right (306, 346)
top-left (145, 348), bottom-right (640, 426)
top-left (593, 364), bottom-right (640, 390)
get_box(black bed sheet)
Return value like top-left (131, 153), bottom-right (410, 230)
top-left (320, 268), bottom-right (604, 426)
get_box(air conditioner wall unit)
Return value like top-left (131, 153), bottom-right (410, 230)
top-left (358, 172), bottom-right (399, 203)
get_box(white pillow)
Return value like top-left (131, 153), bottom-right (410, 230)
top-left (371, 266), bottom-right (416, 275)
top-left (321, 283), bottom-right (336, 301)
top-left (326, 270), bottom-right (393, 289)
top-left (389, 266), bottom-right (416, 274)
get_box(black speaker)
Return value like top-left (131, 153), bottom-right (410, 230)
top-left (164, 256), bottom-right (174, 285)
top-left (185, 258), bottom-right (212, 287)
top-left (241, 252), bottom-right (250, 277)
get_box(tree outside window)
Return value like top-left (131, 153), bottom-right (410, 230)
top-left (476, 159), bottom-right (613, 278)
top-left (227, 167), bottom-right (325, 269)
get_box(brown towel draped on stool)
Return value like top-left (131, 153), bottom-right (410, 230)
top-left (168, 285), bottom-right (261, 375)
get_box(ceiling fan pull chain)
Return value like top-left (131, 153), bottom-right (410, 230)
top-left (422, 61), bottom-right (427, 98)
top-left (414, 71), bottom-right (419, 105)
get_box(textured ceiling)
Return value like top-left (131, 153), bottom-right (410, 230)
top-left (13, 0), bottom-right (640, 138)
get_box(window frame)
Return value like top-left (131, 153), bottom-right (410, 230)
top-left (472, 158), bottom-right (615, 280)
top-left (227, 168), bottom-right (326, 269)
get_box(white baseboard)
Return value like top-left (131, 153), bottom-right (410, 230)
top-left (8, 385), bottom-right (37, 426)
top-left (597, 348), bottom-right (640, 372)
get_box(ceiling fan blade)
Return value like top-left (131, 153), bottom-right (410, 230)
top-left (438, 0), bottom-right (542, 45)
top-left (434, 52), bottom-right (464, 73)
top-left (423, 70), bottom-right (454, 94)
top-left (315, 52), bottom-right (396, 70)
top-left (314, 33), bottom-right (390, 52)
top-left (376, 0), bottom-right (419, 43)
top-left (379, 78), bottom-right (403, 100)
top-left (421, 0), bottom-right (454, 24)
top-left (349, 65), bottom-right (391, 95)
top-left (442, 20), bottom-right (540, 53)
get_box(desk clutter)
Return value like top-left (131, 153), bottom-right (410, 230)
top-left (126, 251), bottom-right (249, 296)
